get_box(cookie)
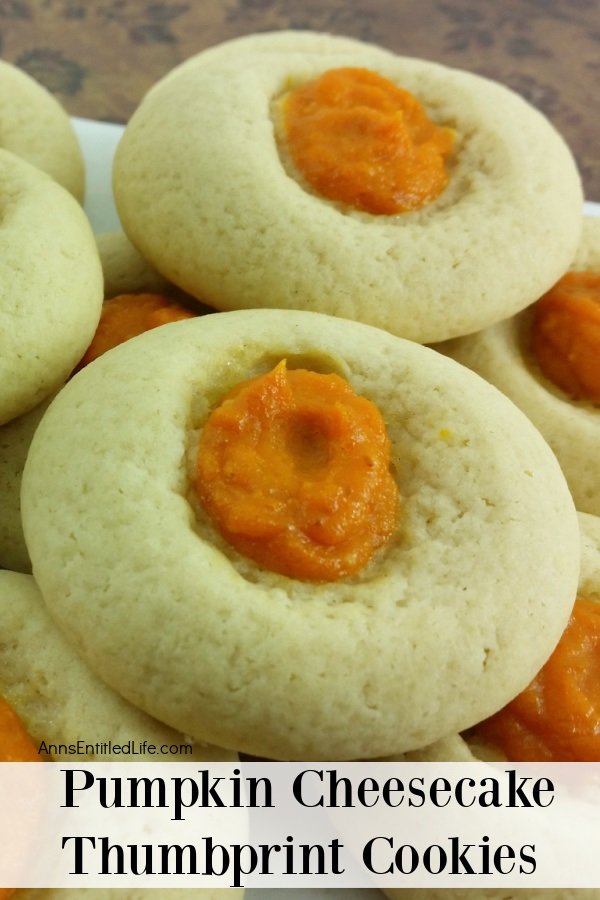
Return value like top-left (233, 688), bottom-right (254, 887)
top-left (0, 568), bottom-right (242, 900)
top-left (96, 230), bottom-right (176, 298)
top-left (114, 30), bottom-right (582, 344)
top-left (0, 59), bottom-right (85, 201)
top-left (0, 570), bottom-right (236, 763)
top-left (438, 217), bottom-right (600, 515)
top-left (21, 309), bottom-right (579, 760)
top-left (0, 150), bottom-right (102, 426)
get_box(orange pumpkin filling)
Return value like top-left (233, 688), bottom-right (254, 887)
top-left (281, 67), bottom-right (454, 215)
top-left (473, 597), bottom-right (600, 761)
top-left (77, 292), bottom-right (197, 368)
top-left (530, 271), bottom-right (600, 405)
top-left (0, 695), bottom-right (42, 900)
top-left (195, 360), bottom-right (398, 581)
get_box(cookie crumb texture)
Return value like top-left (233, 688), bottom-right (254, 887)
top-left (0, 571), bottom-right (236, 765)
top-left (114, 30), bottom-right (582, 344)
top-left (21, 310), bottom-right (579, 760)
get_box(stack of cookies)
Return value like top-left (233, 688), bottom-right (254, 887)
top-left (1, 29), bottom-right (599, 900)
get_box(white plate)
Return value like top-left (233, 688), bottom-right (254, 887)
top-left (72, 115), bottom-right (597, 900)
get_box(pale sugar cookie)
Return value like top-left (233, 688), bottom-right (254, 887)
top-left (0, 570), bottom-right (236, 763)
top-left (383, 514), bottom-right (600, 900)
top-left (96, 230), bottom-right (176, 298)
top-left (21, 309), bottom-right (579, 760)
top-left (20, 892), bottom-right (240, 900)
top-left (114, 30), bottom-right (582, 343)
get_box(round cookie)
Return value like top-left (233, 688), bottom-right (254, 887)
top-left (114, 30), bottom-right (582, 344)
top-left (0, 230), bottom-right (207, 572)
top-left (384, 513), bottom-right (600, 900)
top-left (0, 59), bottom-right (84, 201)
top-left (437, 216), bottom-right (600, 516)
top-left (21, 309), bottom-right (579, 760)
top-left (0, 150), bottom-right (102, 425)
top-left (0, 570), bottom-right (236, 763)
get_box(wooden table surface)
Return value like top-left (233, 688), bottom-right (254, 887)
top-left (1, 0), bottom-right (598, 199)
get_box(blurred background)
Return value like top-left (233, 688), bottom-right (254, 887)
top-left (0, 0), bottom-right (597, 198)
